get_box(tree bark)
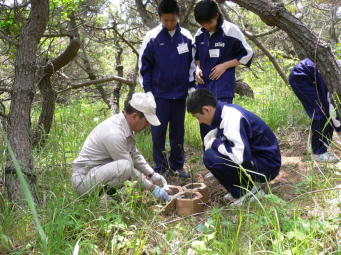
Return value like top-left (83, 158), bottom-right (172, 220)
top-left (135, 0), bottom-right (158, 29)
top-left (111, 41), bottom-right (124, 114)
top-left (5, 0), bottom-right (49, 203)
top-left (33, 15), bottom-right (80, 146)
top-left (124, 60), bottom-right (139, 108)
top-left (226, 0), bottom-right (341, 117)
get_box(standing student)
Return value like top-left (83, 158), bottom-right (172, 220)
top-left (187, 89), bottom-right (281, 205)
top-left (139, 0), bottom-right (196, 178)
top-left (289, 58), bottom-right (341, 163)
top-left (193, 0), bottom-right (253, 140)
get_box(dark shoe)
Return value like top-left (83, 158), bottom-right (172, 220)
top-left (172, 169), bottom-right (190, 178)
top-left (99, 185), bottom-right (116, 197)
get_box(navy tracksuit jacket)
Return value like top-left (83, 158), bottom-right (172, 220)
top-left (203, 102), bottom-right (281, 198)
top-left (139, 23), bottom-right (196, 172)
top-left (288, 58), bottom-right (341, 155)
top-left (193, 19), bottom-right (253, 141)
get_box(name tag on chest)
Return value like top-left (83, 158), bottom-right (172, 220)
top-left (177, 43), bottom-right (189, 54)
top-left (209, 49), bottom-right (220, 58)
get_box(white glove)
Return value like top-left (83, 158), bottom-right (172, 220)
top-left (151, 173), bottom-right (167, 187)
top-left (188, 87), bottom-right (196, 95)
top-left (204, 129), bottom-right (217, 149)
top-left (146, 91), bottom-right (154, 100)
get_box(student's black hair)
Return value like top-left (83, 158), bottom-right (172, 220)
top-left (124, 103), bottom-right (145, 118)
top-left (187, 89), bottom-right (217, 114)
top-left (157, 0), bottom-right (179, 16)
top-left (194, 0), bottom-right (222, 24)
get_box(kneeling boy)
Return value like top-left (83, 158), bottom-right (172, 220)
top-left (187, 89), bottom-right (281, 204)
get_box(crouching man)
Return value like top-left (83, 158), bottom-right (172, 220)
top-left (187, 89), bottom-right (281, 204)
top-left (72, 92), bottom-right (170, 202)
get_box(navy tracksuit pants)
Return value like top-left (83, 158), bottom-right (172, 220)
top-left (200, 97), bottom-right (233, 141)
top-left (289, 76), bottom-right (341, 155)
top-left (151, 98), bottom-right (186, 173)
top-left (203, 148), bottom-right (280, 198)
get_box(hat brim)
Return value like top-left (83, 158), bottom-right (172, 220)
top-left (145, 113), bottom-right (161, 126)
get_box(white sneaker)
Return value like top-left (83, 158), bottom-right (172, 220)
top-left (223, 193), bottom-right (234, 202)
top-left (312, 152), bottom-right (339, 163)
top-left (204, 172), bottom-right (215, 181)
top-left (229, 186), bottom-right (266, 207)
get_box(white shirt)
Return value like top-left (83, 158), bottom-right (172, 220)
top-left (168, 29), bottom-right (176, 37)
top-left (73, 113), bottom-right (154, 177)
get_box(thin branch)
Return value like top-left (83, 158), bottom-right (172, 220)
top-left (111, 26), bottom-right (139, 56)
top-left (245, 31), bottom-right (289, 85)
top-left (42, 33), bottom-right (72, 38)
top-left (0, 87), bottom-right (12, 94)
top-left (180, 0), bottom-right (196, 27)
top-left (57, 75), bottom-right (134, 94)
top-left (253, 27), bottom-right (280, 38)
top-left (0, 29), bottom-right (17, 45)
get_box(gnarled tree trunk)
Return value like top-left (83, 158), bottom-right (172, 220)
top-left (33, 15), bottom-right (80, 146)
top-left (5, 0), bottom-right (49, 203)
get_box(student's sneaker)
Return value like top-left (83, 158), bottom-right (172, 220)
top-left (204, 172), bottom-right (216, 181)
top-left (223, 193), bottom-right (235, 202)
top-left (224, 186), bottom-right (266, 207)
top-left (312, 152), bottom-right (339, 163)
top-left (172, 169), bottom-right (190, 178)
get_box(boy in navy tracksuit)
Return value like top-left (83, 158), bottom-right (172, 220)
top-left (187, 89), bottom-right (281, 204)
top-left (193, 0), bottom-right (253, 140)
top-left (139, 0), bottom-right (195, 177)
top-left (289, 58), bottom-right (341, 163)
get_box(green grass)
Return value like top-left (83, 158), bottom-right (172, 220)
top-left (0, 62), bottom-right (340, 254)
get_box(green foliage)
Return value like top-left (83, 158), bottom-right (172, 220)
top-left (51, 0), bottom-right (86, 19)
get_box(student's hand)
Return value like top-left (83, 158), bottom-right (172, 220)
top-left (196, 67), bottom-right (205, 84)
top-left (210, 63), bottom-right (227, 80)
top-left (152, 186), bottom-right (170, 202)
top-left (151, 173), bottom-right (167, 187)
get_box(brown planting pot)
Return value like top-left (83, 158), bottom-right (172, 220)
top-left (176, 191), bottom-right (204, 216)
top-left (162, 185), bottom-right (183, 215)
top-left (183, 183), bottom-right (208, 204)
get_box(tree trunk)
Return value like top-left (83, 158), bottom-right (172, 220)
top-left (33, 15), bottom-right (80, 146)
top-left (229, 0), bottom-right (341, 117)
top-left (111, 41), bottom-right (124, 113)
top-left (235, 80), bottom-right (254, 98)
top-left (32, 73), bottom-right (57, 147)
top-left (124, 60), bottom-right (139, 108)
top-left (5, 0), bottom-right (49, 203)
top-left (135, 0), bottom-right (158, 29)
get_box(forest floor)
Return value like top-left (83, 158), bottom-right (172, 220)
top-left (166, 127), bottom-right (341, 218)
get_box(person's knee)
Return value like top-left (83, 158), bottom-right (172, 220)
top-left (116, 159), bottom-right (133, 176)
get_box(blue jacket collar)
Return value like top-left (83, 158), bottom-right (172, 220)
top-left (211, 102), bottom-right (225, 128)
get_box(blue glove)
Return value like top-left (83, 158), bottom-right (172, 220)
top-left (152, 186), bottom-right (170, 202)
